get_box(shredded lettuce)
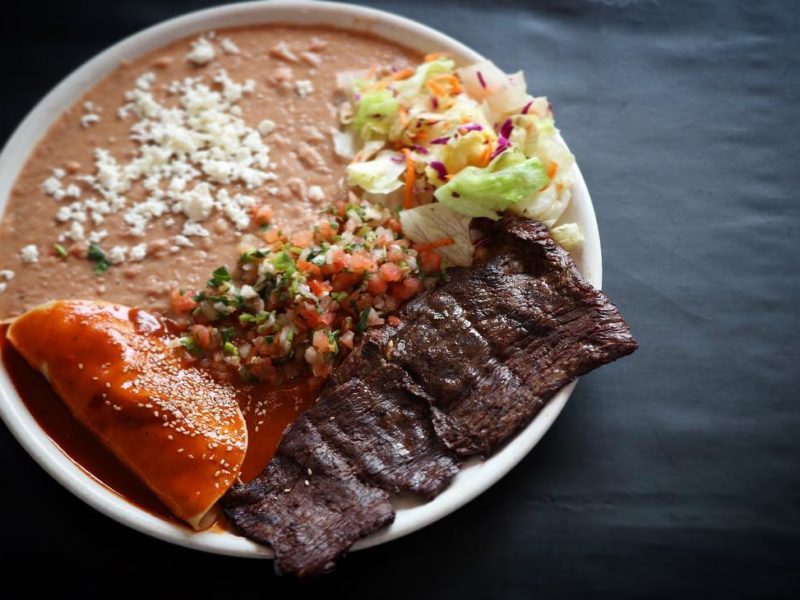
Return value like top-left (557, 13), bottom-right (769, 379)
top-left (352, 89), bottom-right (399, 141)
top-left (399, 202), bottom-right (475, 267)
top-left (434, 150), bottom-right (550, 219)
top-left (394, 57), bottom-right (456, 104)
top-left (347, 151), bottom-right (405, 195)
top-left (427, 130), bottom-right (496, 183)
top-left (550, 222), bottom-right (584, 253)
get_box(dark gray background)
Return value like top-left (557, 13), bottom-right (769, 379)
top-left (1, 1), bottom-right (798, 597)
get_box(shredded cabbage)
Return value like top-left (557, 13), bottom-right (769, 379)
top-left (346, 151), bottom-right (405, 195)
top-left (434, 151), bottom-right (550, 219)
top-left (399, 203), bottom-right (474, 266)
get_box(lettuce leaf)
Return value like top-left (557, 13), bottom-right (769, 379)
top-left (433, 150), bottom-right (550, 219)
top-left (346, 151), bottom-right (405, 195)
top-left (399, 202), bottom-right (474, 266)
top-left (550, 222), bottom-right (584, 253)
top-left (352, 89), bottom-right (399, 141)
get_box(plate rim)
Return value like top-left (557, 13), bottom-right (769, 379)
top-left (0, 0), bottom-right (602, 559)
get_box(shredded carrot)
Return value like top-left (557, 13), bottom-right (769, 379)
top-left (478, 142), bottom-right (493, 167)
top-left (427, 73), bottom-right (462, 96)
top-left (402, 148), bottom-right (416, 209)
top-left (413, 237), bottom-right (455, 252)
top-left (424, 51), bottom-right (452, 62)
top-left (371, 67), bottom-right (415, 91)
top-left (399, 106), bottom-right (409, 128)
top-left (547, 161), bottom-right (558, 178)
top-left (426, 80), bottom-right (446, 97)
top-left (390, 67), bottom-right (415, 81)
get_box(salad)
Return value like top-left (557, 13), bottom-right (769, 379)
top-left (337, 53), bottom-right (584, 262)
top-left (175, 54), bottom-right (584, 384)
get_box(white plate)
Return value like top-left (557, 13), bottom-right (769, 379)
top-left (0, 0), bottom-right (601, 558)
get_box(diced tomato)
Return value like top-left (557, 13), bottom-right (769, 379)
top-left (253, 204), bottom-right (272, 225)
top-left (420, 250), bottom-right (442, 273)
top-left (298, 303), bottom-right (322, 327)
top-left (387, 315), bottom-right (401, 327)
top-left (392, 277), bottom-right (421, 301)
top-left (332, 271), bottom-right (362, 292)
top-left (379, 262), bottom-right (403, 282)
top-left (349, 252), bottom-right (377, 274)
top-left (190, 324), bottom-right (211, 349)
top-left (291, 230), bottom-right (314, 247)
top-left (387, 246), bottom-right (406, 263)
top-left (297, 259), bottom-right (322, 278)
top-left (170, 289), bottom-right (197, 313)
top-left (308, 278), bottom-right (331, 296)
top-left (261, 228), bottom-right (281, 244)
top-left (386, 218), bottom-right (402, 233)
top-left (317, 220), bottom-right (336, 241)
top-left (367, 274), bottom-right (388, 294)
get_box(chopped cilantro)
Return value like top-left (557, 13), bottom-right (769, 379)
top-left (207, 265), bottom-right (232, 288)
top-left (87, 244), bottom-right (110, 275)
top-left (356, 306), bottom-right (371, 333)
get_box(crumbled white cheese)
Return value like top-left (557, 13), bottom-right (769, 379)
top-left (173, 235), bottom-right (193, 247)
top-left (87, 229), bottom-right (108, 244)
top-left (129, 243), bottom-right (147, 262)
top-left (258, 119), bottom-right (276, 136)
top-left (19, 244), bottom-right (39, 263)
top-left (0, 269), bottom-right (14, 292)
top-left (182, 222), bottom-right (210, 238)
top-left (220, 38), bottom-right (240, 55)
top-left (186, 36), bottom-right (216, 65)
top-left (41, 67), bottom-right (275, 261)
top-left (308, 185), bottom-right (325, 203)
top-left (295, 79), bottom-right (314, 98)
top-left (80, 114), bottom-right (100, 128)
top-left (180, 182), bottom-right (215, 221)
top-left (64, 221), bottom-right (85, 242)
top-left (42, 177), bottom-right (64, 199)
top-left (108, 246), bottom-right (128, 264)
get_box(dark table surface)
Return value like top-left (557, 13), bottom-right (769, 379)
top-left (1, 0), bottom-right (798, 597)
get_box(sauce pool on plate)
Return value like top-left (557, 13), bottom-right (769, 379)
top-left (0, 322), bottom-right (319, 525)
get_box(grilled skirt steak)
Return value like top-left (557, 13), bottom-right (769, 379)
top-left (223, 215), bottom-right (638, 576)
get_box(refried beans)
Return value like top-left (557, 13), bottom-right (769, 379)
top-left (0, 25), bottom-right (419, 319)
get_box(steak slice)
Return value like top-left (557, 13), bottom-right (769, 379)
top-left (223, 332), bottom-right (460, 575)
top-left (223, 215), bottom-right (638, 576)
top-left (223, 428), bottom-right (395, 577)
top-left (386, 216), bottom-right (639, 455)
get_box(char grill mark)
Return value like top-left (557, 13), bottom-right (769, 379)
top-left (223, 215), bottom-right (638, 576)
